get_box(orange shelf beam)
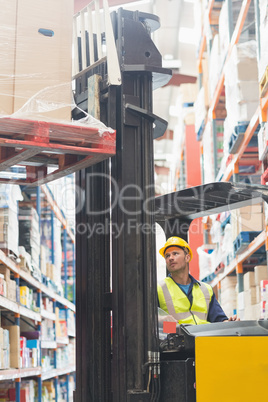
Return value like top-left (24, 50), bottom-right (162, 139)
top-left (197, 0), bottom-right (216, 73)
top-left (261, 91), bottom-right (268, 122)
top-left (198, 34), bottom-right (206, 74)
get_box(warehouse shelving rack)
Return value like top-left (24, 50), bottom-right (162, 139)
top-left (196, 0), bottom-right (268, 294)
top-left (0, 183), bottom-right (76, 401)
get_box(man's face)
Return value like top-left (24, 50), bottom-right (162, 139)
top-left (164, 246), bottom-right (190, 274)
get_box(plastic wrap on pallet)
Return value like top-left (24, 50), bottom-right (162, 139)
top-left (224, 41), bottom-right (259, 130)
top-left (259, 0), bottom-right (268, 79)
top-left (0, 0), bottom-right (73, 118)
top-left (0, 0), bottom-right (115, 142)
top-left (218, 0), bottom-right (256, 66)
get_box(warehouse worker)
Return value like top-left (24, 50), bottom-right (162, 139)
top-left (158, 236), bottom-right (239, 325)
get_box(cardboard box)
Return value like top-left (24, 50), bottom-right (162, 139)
top-left (13, 0), bottom-right (74, 120)
top-left (254, 265), bottom-right (268, 285)
top-left (2, 325), bottom-right (20, 368)
top-left (220, 275), bottom-right (237, 291)
top-left (220, 287), bottom-right (237, 303)
top-left (10, 350), bottom-right (20, 369)
top-left (180, 83), bottom-right (198, 104)
top-left (4, 326), bottom-right (19, 351)
top-left (244, 287), bottom-right (258, 306)
top-left (238, 214), bottom-right (264, 232)
top-left (243, 272), bottom-right (255, 291)
top-left (244, 303), bottom-right (260, 320)
top-left (0, 265), bottom-right (10, 282)
top-left (237, 291), bottom-right (244, 311)
top-left (0, 0), bottom-right (17, 115)
top-left (239, 204), bottom-right (264, 215)
top-left (7, 279), bottom-right (17, 302)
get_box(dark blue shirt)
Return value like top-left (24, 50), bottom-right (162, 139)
top-left (159, 273), bottom-right (228, 323)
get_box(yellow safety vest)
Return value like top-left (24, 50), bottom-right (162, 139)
top-left (157, 277), bottom-right (213, 325)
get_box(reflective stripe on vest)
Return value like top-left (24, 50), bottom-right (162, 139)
top-left (158, 278), bottom-right (212, 323)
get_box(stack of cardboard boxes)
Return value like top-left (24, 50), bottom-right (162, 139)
top-left (0, 265), bottom-right (17, 302)
top-left (219, 275), bottom-right (237, 318)
top-left (238, 265), bottom-right (268, 319)
top-left (224, 41), bottom-right (259, 152)
top-left (218, 0), bottom-right (256, 67)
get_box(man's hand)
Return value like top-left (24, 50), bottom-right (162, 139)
top-left (224, 314), bottom-right (240, 322)
top-left (158, 314), bottom-right (177, 324)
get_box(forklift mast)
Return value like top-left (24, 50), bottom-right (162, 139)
top-left (73, 5), bottom-right (268, 402)
top-left (74, 7), bottom-right (171, 401)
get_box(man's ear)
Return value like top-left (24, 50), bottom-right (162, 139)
top-left (185, 253), bottom-right (191, 263)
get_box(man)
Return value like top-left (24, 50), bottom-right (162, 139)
top-left (157, 236), bottom-right (238, 325)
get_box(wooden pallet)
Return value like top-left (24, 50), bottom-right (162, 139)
top-left (0, 117), bottom-right (116, 186)
top-left (260, 66), bottom-right (268, 98)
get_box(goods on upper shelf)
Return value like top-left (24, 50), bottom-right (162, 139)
top-left (41, 217), bottom-right (63, 295)
top-left (19, 205), bottom-right (41, 282)
top-left (208, 34), bottom-right (222, 99)
top-left (230, 203), bottom-right (265, 242)
top-left (224, 40), bottom-right (259, 150)
top-left (198, 203), bottom-right (266, 282)
top-left (0, 185), bottom-right (22, 257)
top-left (259, 0), bottom-right (268, 81)
top-left (217, 266), bottom-right (268, 320)
top-left (239, 267), bottom-right (268, 319)
top-left (218, 0), bottom-right (255, 66)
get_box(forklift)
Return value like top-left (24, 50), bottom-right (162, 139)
top-left (73, 6), bottom-right (268, 402)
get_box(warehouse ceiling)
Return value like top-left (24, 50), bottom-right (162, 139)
top-left (74, 0), bottom-right (198, 131)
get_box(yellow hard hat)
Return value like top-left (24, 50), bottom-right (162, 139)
top-left (159, 236), bottom-right (193, 261)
